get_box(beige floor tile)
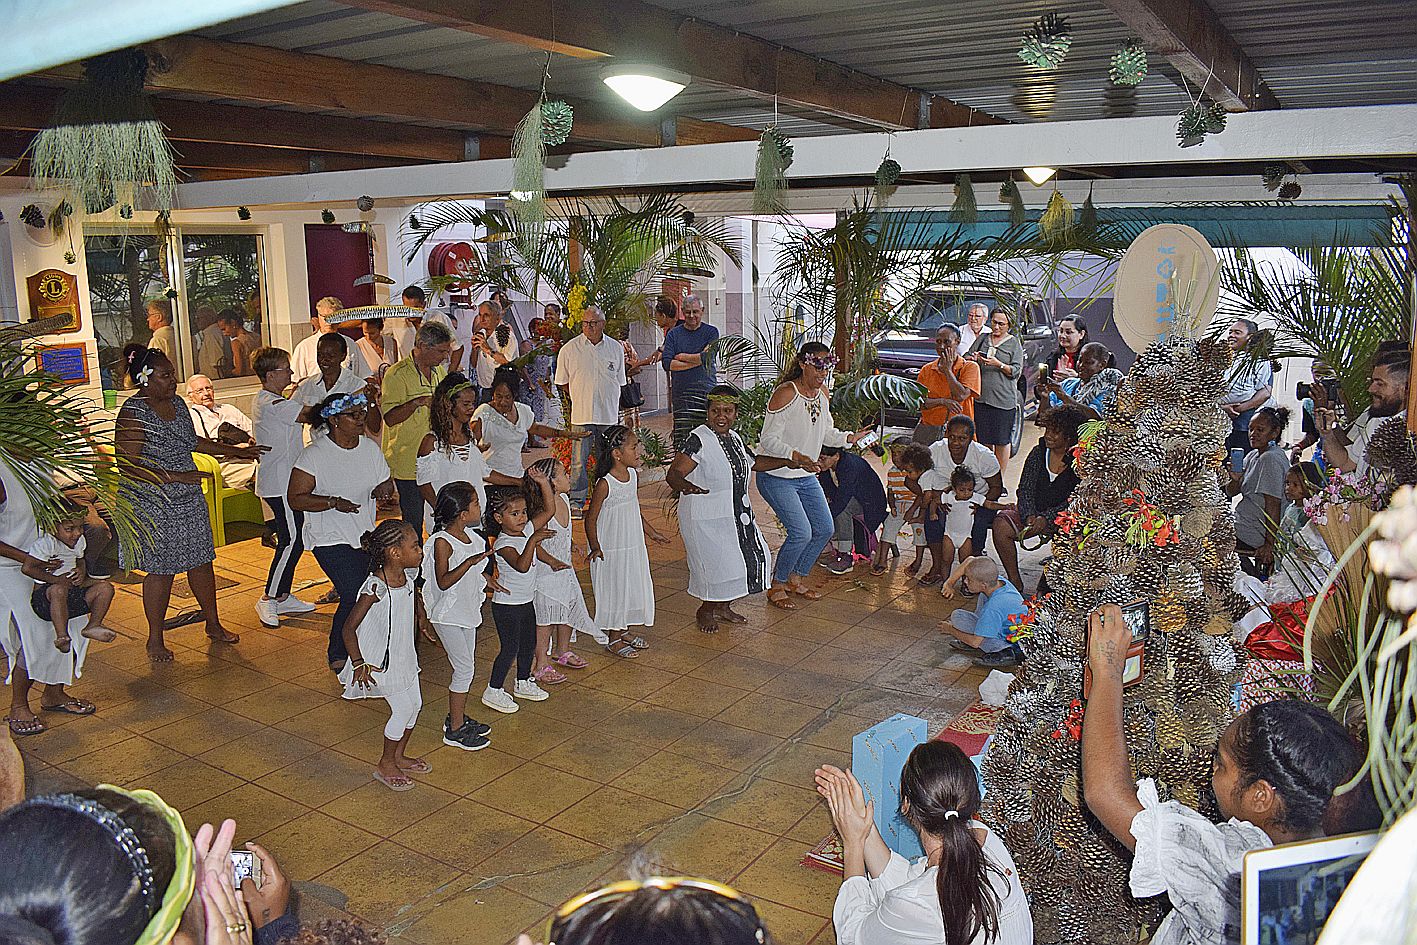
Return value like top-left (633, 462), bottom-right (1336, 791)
top-left (60, 735), bottom-right (188, 787)
top-left (595, 702), bottom-right (704, 748)
top-left (184, 781), bottom-right (312, 837)
top-left (687, 653), bottom-right (785, 690)
top-left (636, 812), bottom-right (780, 879)
top-left (642, 675), bottom-right (747, 717)
top-left (538, 729), bottom-right (657, 781)
top-left (18, 716), bottom-right (134, 765)
top-left (752, 898), bottom-right (831, 945)
top-left (453, 708), bottom-right (580, 761)
top-left (732, 630), bottom-right (823, 666)
top-left (256, 809), bottom-right (382, 881)
top-left (136, 756), bottom-right (247, 810)
top-left (756, 741), bottom-right (852, 790)
top-left (225, 679), bottom-right (335, 724)
top-left (322, 779), bottom-right (460, 837)
top-left (757, 669), bottom-right (860, 709)
top-left (273, 699), bottom-right (388, 747)
top-left (264, 748), bottom-right (382, 807)
top-left (733, 838), bottom-right (845, 915)
top-left (664, 719), bottom-right (785, 772)
top-left (315, 841), bottom-right (464, 927)
top-left (396, 882), bottom-right (547, 945)
top-left (715, 692), bottom-right (828, 737)
top-left (147, 707), bottom-right (267, 755)
top-left (392, 797), bottom-right (539, 872)
top-left (515, 684), bottom-right (635, 725)
top-left (546, 787), bottom-right (679, 849)
top-left (197, 728), bottom-right (322, 780)
top-left (610, 751), bottom-right (739, 810)
top-left (468, 762), bottom-right (600, 823)
top-left (493, 829), bottom-right (621, 907)
top-left (796, 645), bottom-right (891, 683)
top-left (701, 774), bottom-right (823, 835)
top-left (411, 745), bottom-right (526, 796)
top-left (100, 688), bottom-right (213, 733)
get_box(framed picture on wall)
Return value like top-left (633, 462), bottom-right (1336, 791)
top-left (26, 268), bottom-right (82, 334)
top-left (36, 343), bottom-right (91, 385)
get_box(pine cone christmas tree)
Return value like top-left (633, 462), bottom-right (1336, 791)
top-left (981, 336), bottom-right (1249, 944)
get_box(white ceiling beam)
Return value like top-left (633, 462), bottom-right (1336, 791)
top-left (176, 104), bottom-right (1417, 210)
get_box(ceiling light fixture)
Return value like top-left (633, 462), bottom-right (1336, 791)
top-left (601, 63), bottom-right (690, 112)
top-left (1023, 166), bottom-right (1058, 186)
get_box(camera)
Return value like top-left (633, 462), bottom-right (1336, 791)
top-left (230, 850), bottom-right (262, 889)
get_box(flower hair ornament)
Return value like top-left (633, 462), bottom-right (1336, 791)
top-left (803, 352), bottom-right (839, 371)
top-left (320, 391), bottom-right (369, 419)
top-left (127, 347), bottom-right (158, 386)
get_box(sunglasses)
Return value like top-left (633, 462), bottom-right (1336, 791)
top-left (803, 354), bottom-right (838, 370)
top-left (549, 876), bottom-right (765, 944)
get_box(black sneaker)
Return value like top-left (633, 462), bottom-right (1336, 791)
top-left (443, 724), bottom-right (491, 751)
top-left (446, 714), bottom-right (492, 738)
top-left (974, 650), bottom-right (1022, 669)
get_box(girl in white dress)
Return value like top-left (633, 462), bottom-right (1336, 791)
top-left (586, 426), bottom-right (669, 658)
top-left (523, 458), bottom-right (603, 685)
top-left (338, 520), bottom-right (434, 792)
top-left (666, 385), bottom-right (772, 634)
top-left (423, 481), bottom-right (496, 752)
top-left (417, 373), bottom-right (493, 535)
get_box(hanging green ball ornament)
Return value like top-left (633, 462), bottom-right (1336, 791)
top-left (1278, 180), bottom-right (1302, 201)
top-left (321, 209), bottom-right (335, 224)
top-left (118, 204), bottom-right (133, 220)
top-left (1109, 42), bottom-right (1148, 86)
top-left (1176, 103), bottom-right (1227, 147)
top-left (541, 100), bottom-right (574, 147)
top-left (356, 195), bottom-right (375, 212)
top-left (763, 126), bottom-right (794, 170)
top-left (237, 206), bottom-right (251, 220)
top-left (1018, 12), bottom-right (1072, 70)
top-left (1261, 166), bottom-right (1286, 192)
top-left (875, 158), bottom-right (901, 188)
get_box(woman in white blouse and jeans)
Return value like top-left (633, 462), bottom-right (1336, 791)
top-left (755, 342), bottom-right (868, 610)
top-left (818, 741), bottom-right (1032, 945)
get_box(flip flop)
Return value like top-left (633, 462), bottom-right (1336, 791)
top-left (552, 651), bottom-right (589, 669)
top-left (373, 770), bottom-right (415, 792)
top-left (536, 666), bottom-right (569, 685)
top-left (5, 716), bottom-right (46, 737)
top-left (40, 698), bottom-right (96, 716)
top-left (205, 628), bottom-right (240, 645)
top-left (397, 758), bottom-right (432, 774)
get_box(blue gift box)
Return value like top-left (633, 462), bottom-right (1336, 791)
top-left (852, 713), bottom-right (928, 860)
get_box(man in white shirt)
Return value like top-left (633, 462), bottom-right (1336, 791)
top-left (1219, 318), bottom-right (1274, 452)
top-left (194, 304), bottom-right (232, 378)
top-left (186, 374), bottom-right (258, 489)
top-left (555, 305), bottom-right (627, 512)
top-left (1319, 346), bottom-right (1410, 478)
top-left (469, 300), bottom-right (518, 398)
top-left (146, 299), bottom-right (177, 362)
top-left (958, 302), bottom-right (989, 354)
top-left (290, 296), bottom-right (371, 384)
top-left (922, 414), bottom-right (1006, 570)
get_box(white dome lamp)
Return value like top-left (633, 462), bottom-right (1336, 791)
top-left (601, 62), bottom-right (690, 112)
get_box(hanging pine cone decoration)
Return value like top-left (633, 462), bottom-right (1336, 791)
top-left (321, 209), bottom-right (335, 224)
top-left (1177, 103), bottom-right (1228, 146)
top-left (19, 204), bottom-right (45, 229)
top-left (875, 157), bottom-right (901, 189)
top-left (1278, 180), bottom-right (1302, 201)
top-left (1109, 41), bottom-right (1148, 86)
top-left (64, 250), bottom-right (76, 265)
top-left (1262, 165), bottom-right (1287, 192)
top-left (540, 100), bottom-right (574, 147)
top-left (1018, 12), bottom-right (1072, 70)
top-left (1000, 178), bottom-right (1026, 226)
top-left (118, 204), bottom-right (133, 220)
top-left (356, 195), bottom-right (375, 212)
top-left (237, 206), bottom-right (251, 221)
top-left (408, 212), bottom-right (421, 229)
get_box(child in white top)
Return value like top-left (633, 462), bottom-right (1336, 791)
top-left (423, 481), bottom-right (496, 752)
top-left (936, 466), bottom-right (984, 566)
top-left (587, 425), bottom-right (669, 659)
top-left (481, 470), bottom-right (557, 715)
top-left (338, 520), bottom-right (431, 792)
top-left (523, 458), bottom-right (602, 685)
top-left (22, 504), bottom-right (116, 653)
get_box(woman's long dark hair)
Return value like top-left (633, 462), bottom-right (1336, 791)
top-left (780, 341), bottom-right (831, 384)
top-left (0, 788), bottom-right (179, 945)
top-left (548, 882), bottom-right (770, 945)
top-left (1229, 699), bottom-right (1362, 835)
top-left (1052, 315), bottom-right (1089, 356)
top-left (899, 741), bottom-right (1001, 945)
top-left (429, 372), bottom-right (474, 452)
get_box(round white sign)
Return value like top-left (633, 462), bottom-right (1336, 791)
top-left (1113, 224), bottom-right (1220, 353)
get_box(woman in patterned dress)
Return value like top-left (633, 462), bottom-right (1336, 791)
top-left (115, 346), bottom-right (265, 661)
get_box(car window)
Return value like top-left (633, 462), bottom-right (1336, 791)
top-left (913, 296), bottom-right (996, 332)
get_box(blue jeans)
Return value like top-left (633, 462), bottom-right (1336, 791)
top-left (756, 471), bottom-right (834, 584)
top-left (568, 423), bottom-right (612, 509)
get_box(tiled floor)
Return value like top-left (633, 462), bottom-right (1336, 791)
top-left (17, 473), bottom-right (1002, 945)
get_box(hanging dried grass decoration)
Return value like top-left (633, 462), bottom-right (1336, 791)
top-left (31, 48), bottom-right (178, 216)
top-left (753, 126), bottom-right (794, 213)
top-left (1039, 187), bottom-right (1074, 241)
top-left (1079, 184), bottom-right (1098, 231)
top-left (1000, 178), bottom-right (1026, 226)
top-left (949, 172), bottom-right (978, 224)
top-left (510, 97), bottom-right (548, 223)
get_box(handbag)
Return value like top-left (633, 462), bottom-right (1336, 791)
top-left (619, 379), bottom-right (645, 410)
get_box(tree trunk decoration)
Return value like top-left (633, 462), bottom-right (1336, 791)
top-left (981, 335), bottom-right (1251, 945)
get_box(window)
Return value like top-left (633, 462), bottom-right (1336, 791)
top-left (83, 228), bottom-right (268, 393)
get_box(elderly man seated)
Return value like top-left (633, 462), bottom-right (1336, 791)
top-left (186, 374), bottom-right (258, 489)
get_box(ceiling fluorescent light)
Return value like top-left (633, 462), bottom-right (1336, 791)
top-left (602, 63), bottom-right (690, 112)
top-left (1023, 166), bottom-right (1058, 186)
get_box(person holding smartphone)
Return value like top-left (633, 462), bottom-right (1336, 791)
top-left (966, 309), bottom-right (1026, 476)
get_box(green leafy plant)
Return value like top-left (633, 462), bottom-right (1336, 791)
top-left (634, 425), bottom-right (668, 469)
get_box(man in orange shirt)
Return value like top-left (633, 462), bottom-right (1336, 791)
top-left (912, 325), bottom-right (981, 446)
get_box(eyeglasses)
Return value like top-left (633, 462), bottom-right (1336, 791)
top-left (549, 876), bottom-right (765, 944)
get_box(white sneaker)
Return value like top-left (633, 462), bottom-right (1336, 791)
top-left (275, 595), bottom-right (316, 615)
top-left (481, 686), bottom-right (519, 714)
top-left (513, 679), bottom-right (550, 701)
top-left (254, 597), bottom-right (280, 628)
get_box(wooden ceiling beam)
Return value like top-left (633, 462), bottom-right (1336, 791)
top-left (1097, 0), bottom-right (1279, 111)
top-left (0, 82), bottom-right (507, 161)
top-left (34, 35), bottom-right (755, 149)
top-left (343, 0), bottom-right (1003, 130)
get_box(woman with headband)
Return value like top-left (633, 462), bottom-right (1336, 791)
top-left (516, 875), bottom-right (774, 945)
top-left (288, 390), bottom-right (396, 672)
top-left (115, 345), bottom-right (264, 664)
top-left (755, 342), bottom-right (871, 609)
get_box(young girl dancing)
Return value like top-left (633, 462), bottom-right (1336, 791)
top-left (481, 468), bottom-right (557, 714)
top-left (338, 520), bottom-right (434, 792)
top-left (523, 458), bottom-right (602, 685)
top-left (423, 482), bottom-right (496, 751)
top-left (1083, 602), bottom-right (1365, 944)
top-left (587, 426), bottom-right (669, 659)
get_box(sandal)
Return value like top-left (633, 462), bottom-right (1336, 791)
top-left (918, 573), bottom-right (943, 587)
top-left (604, 641), bottom-right (640, 659)
top-left (397, 758), bottom-right (432, 774)
top-left (205, 627), bottom-right (240, 645)
top-left (624, 635), bottom-right (650, 650)
top-left (767, 588), bottom-right (798, 611)
top-left (536, 666), bottom-right (569, 685)
top-left (870, 562), bottom-right (887, 576)
top-left (904, 560), bottom-right (922, 576)
top-left (373, 770), bottom-right (415, 792)
top-left (5, 715), bottom-right (46, 737)
top-left (552, 651), bottom-right (589, 669)
top-left (789, 584), bottom-right (823, 600)
top-left (40, 698), bottom-right (96, 716)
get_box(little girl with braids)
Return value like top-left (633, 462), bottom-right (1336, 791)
top-left (1083, 602), bottom-right (1368, 945)
top-left (338, 520), bottom-right (435, 792)
top-left (586, 425), bottom-right (669, 659)
top-left (423, 481), bottom-right (496, 752)
top-left (523, 458), bottom-right (602, 685)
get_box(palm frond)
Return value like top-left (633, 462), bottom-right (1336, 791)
top-left (831, 373), bottom-right (928, 414)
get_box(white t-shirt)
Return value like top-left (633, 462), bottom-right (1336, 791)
top-left (922, 439), bottom-right (1002, 493)
top-left (554, 333), bottom-right (626, 426)
top-left (389, 318), bottom-right (419, 362)
top-left (474, 402), bottom-right (534, 478)
top-left (252, 389), bottom-right (306, 499)
top-left (293, 367), bottom-right (364, 409)
top-left (290, 332), bottom-right (370, 385)
top-left (493, 532), bottom-right (537, 605)
top-left (472, 325), bottom-right (520, 388)
top-left (29, 534), bottom-right (85, 584)
top-left (415, 440), bottom-right (489, 536)
top-left (421, 530), bottom-right (487, 628)
top-left (292, 436), bottom-right (391, 549)
top-left (188, 402), bottom-right (252, 440)
top-left (0, 457), bottom-right (41, 572)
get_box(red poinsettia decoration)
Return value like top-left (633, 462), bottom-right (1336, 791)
top-left (1051, 698), bottom-right (1084, 741)
top-left (1121, 489), bottom-right (1181, 548)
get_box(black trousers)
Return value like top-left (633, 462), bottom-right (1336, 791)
top-left (312, 544), bottom-right (369, 664)
top-left (489, 601), bottom-right (537, 687)
top-left (264, 498), bottom-right (304, 599)
top-left (394, 478), bottom-right (424, 540)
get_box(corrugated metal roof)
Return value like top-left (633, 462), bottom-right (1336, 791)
top-left (191, 0), bottom-right (1417, 136)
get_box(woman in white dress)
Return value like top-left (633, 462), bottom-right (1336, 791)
top-left (818, 741), bottom-right (1033, 945)
top-left (417, 372), bottom-right (493, 535)
top-left (474, 367), bottom-right (584, 482)
top-left (667, 385), bottom-right (772, 634)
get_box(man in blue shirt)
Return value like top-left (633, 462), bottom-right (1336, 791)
top-left (660, 294), bottom-right (719, 450)
top-left (939, 556), bottom-right (1027, 667)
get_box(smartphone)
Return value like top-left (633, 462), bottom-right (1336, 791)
top-left (230, 850), bottom-right (262, 889)
top-left (1229, 448), bottom-right (1246, 475)
top-left (1083, 601), bottom-right (1150, 698)
top-left (854, 428), bottom-right (882, 451)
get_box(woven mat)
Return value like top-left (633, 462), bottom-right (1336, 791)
top-left (800, 699), bottom-right (1005, 874)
